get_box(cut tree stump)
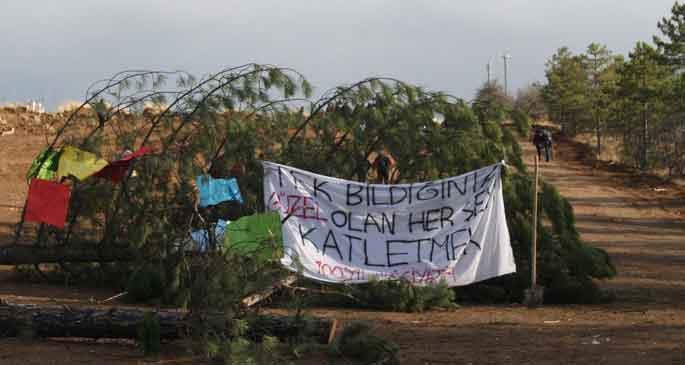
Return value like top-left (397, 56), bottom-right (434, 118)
top-left (0, 300), bottom-right (331, 343)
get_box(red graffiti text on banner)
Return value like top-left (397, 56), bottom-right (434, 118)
top-left (269, 192), bottom-right (328, 222)
top-left (314, 261), bottom-right (456, 284)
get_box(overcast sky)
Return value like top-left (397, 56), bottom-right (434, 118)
top-left (0, 0), bottom-right (678, 109)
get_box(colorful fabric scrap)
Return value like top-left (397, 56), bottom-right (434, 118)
top-left (26, 147), bottom-right (62, 182)
top-left (56, 146), bottom-right (109, 181)
top-left (190, 219), bottom-right (229, 252)
top-left (223, 213), bottom-right (281, 259)
top-left (95, 146), bottom-right (152, 183)
top-left (25, 179), bottom-right (71, 229)
top-left (196, 175), bottom-right (244, 208)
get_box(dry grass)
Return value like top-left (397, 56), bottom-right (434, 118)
top-left (574, 132), bottom-right (622, 163)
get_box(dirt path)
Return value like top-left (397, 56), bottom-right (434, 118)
top-left (1, 132), bottom-right (684, 364)
top-left (529, 136), bottom-right (685, 307)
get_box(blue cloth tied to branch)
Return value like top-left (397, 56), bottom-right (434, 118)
top-left (196, 175), bottom-right (244, 207)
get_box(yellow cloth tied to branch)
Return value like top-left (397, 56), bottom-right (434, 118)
top-left (57, 146), bottom-right (109, 181)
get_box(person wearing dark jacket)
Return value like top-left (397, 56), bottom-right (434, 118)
top-left (543, 129), bottom-right (553, 161)
top-left (533, 128), bottom-right (553, 162)
top-left (373, 151), bottom-right (395, 184)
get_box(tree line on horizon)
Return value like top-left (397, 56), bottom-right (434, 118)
top-left (539, 2), bottom-right (685, 176)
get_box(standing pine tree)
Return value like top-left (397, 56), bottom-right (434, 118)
top-left (654, 1), bottom-right (685, 68)
top-left (653, 1), bottom-right (685, 175)
top-left (615, 42), bottom-right (671, 171)
top-left (584, 43), bottom-right (621, 158)
top-left (543, 47), bottom-right (591, 136)
top-left (472, 81), bottom-right (513, 123)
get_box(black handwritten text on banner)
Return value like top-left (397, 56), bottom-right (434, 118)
top-left (263, 162), bottom-right (516, 286)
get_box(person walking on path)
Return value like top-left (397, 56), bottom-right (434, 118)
top-left (533, 127), bottom-right (553, 162)
top-left (543, 129), bottom-right (553, 161)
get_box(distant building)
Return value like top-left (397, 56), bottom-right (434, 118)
top-left (27, 100), bottom-right (45, 114)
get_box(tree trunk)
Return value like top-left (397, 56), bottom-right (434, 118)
top-left (595, 120), bottom-right (602, 159)
top-left (642, 104), bottom-right (648, 171)
top-left (0, 300), bottom-right (331, 343)
top-left (0, 244), bottom-right (135, 265)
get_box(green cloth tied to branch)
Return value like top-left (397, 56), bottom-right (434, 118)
top-left (223, 212), bottom-right (282, 261)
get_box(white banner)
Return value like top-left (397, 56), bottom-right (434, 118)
top-left (263, 161), bottom-right (516, 286)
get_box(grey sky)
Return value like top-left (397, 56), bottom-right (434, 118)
top-left (0, 0), bottom-right (677, 109)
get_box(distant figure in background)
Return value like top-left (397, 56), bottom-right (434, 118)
top-left (533, 127), bottom-right (553, 162)
top-left (543, 129), bottom-right (553, 161)
top-left (373, 150), bottom-right (395, 184)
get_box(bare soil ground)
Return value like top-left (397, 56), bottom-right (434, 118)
top-left (0, 120), bottom-right (684, 364)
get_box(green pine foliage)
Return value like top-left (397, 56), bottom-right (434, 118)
top-left (337, 322), bottom-right (400, 365)
top-left (350, 278), bottom-right (456, 312)
top-left (536, 183), bottom-right (616, 303)
top-left (269, 277), bottom-right (457, 313)
top-left (654, 1), bottom-right (685, 67)
top-left (511, 108), bottom-right (532, 136)
top-left (614, 42), bottom-right (672, 171)
top-left (212, 319), bottom-right (286, 364)
top-left (472, 81), bottom-right (513, 123)
top-left (543, 47), bottom-right (592, 137)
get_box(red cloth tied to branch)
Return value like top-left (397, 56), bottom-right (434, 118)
top-left (25, 179), bottom-right (71, 229)
top-left (95, 146), bottom-right (152, 183)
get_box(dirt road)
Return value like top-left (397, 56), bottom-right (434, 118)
top-left (1, 130), bottom-right (684, 364)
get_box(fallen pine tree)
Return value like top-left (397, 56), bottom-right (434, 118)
top-left (0, 300), bottom-right (332, 343)
top-left (0, 244), bottom-right (134, 265)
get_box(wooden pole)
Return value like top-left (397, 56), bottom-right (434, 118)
top-left (531, 154), bottom-right (539, 288)
top-left (327, 319), bottom-right (339, 344)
